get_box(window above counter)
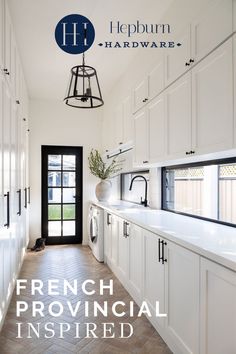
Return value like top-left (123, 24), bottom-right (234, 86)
top-left (162, 157), bottom-right (236, 227)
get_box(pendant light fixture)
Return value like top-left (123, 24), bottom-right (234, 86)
top-left (64, 53), bottom-right (104, 108)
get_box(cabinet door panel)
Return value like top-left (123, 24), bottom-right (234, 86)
top-left (111, 216), bottom-right (119, 267)
top-left (133, 78), bottom-right (148, 113)
top-left (133, 109), bottom-right (148, 165)
top-left (234, 34), bottom-right (236, 147)
top-left (104, 212), bottom-right (112, 261)
top-left (165, 25), bottom-right (191, 85)
top-left (115, 104), bottom-right (123, 146)
top-left (143, 231), bottom-right (165, 329)
top-left (123, 95), bottom-right (133, 143)
top-left (148, 94), bottom-right (166, 162)
top-left (200, 258), bottom-right (236, 354)
top-left (166, 72), bottom-right (192, 159)
top-left (0, 0), bottom-right (3, 69)
top-left (165, 241), bottom-right (200, 354)
top-left (192, 39), bottom-right (233, 154)
top-left (128, 224), bottom-right (143, 302)
top-left (148, 55), bottom-right (165, 100)
top-left (117, 220), bottom-right (128, 281)
top-left (192, 0), bottom-right (233, 63)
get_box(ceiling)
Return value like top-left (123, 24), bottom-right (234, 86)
top-left (8, 0), bottom-right (174, 101)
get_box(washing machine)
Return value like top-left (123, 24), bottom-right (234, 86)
top-left (88, 204), bottom-right (104, 262)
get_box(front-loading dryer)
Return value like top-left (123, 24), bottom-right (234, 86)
top-left (88, 204), bottom-right (104, 262)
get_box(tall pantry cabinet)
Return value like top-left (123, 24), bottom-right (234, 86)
top-left (0, 0), bottom-right (30, 330)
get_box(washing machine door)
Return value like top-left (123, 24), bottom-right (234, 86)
top-left (89, 216), bottom-right (98, 243)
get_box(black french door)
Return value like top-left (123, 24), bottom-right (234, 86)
top-left (42, 146), bottom-right (83, 245)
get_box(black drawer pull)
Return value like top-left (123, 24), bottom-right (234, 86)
top-left (24, 188), bottom-right (27, 208)
top-left (17, 189), bottom-right (21, 216)
top-left (4, 192), bottom-right (10, 228)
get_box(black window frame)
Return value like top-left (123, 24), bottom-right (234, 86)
top-left (162, 157), bottom-right (236, 228)
top-left (121, 170), bottom-right (149, 205)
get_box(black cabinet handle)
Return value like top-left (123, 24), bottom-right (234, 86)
top-left (185, 62), bottom-right (190, 66)
top-left (143, 160), bottom-right (149, 164)
top-left (28, 187), bottom-right (31, 204)
top-left (158, 238), bottom-right (161, 262)
top-left (189, 59), bottom-right (194, 63)
top-left (4, 192), bottom-right (10, 228)
top-left (125, 222), bottom-right (130, 237)
top-left (3, 68), bottom-right (10, 75)
top-left (17, 189), bottom-right (21, 216)
top-left (24, 188), bottom-right (27, 208)
top-left (161, 241), bottom-right (167, 264)
top-left (107, 213), bottom-right (111, 225)
top-left (123, 221), bottom-right (127, 238)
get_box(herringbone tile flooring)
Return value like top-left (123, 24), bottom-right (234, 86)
top-left (0, 245), bottom-right (172, 354)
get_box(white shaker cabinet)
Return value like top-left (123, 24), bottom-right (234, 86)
top-left (191, 0), bottom-right (233, 64)
top-left (133, 77), bottom-right (148, 114)
top-left (104, 211), bottom-right (112, 263)
top-left (0, 0), bottom-right (4, 70)
top-left (143, 231), bottom-right (166, 330)
top-left (200, 258), bottom-right (236, 354)
top-left (114, 95), bottom-right (133, 148)
top-left (123, 95), bottom-right (133, 144)
top-left (192, 38), bottom-right (233, 155)
top-left (148, 53), bottom-right (165, 101)
top-left (234, 34), bottom-right (236, 147)
top-left (117, 219), bottom-right (129, 283)
top-left (110, 214), bottom-right (119, 270)
top-left (165, 241), bottom-right (200, 354)
top-left (114, 103), bottom-right (123, 146)
top-left (127, 223), bottom-right (143, 303)
top-left (165, 25), bottom-right (191, 86)
top-left (133, 55), bottom-right (165, 114)
top-left (166, 72), bottom-right (192, 159)
top-left (133, 108), bottom-right (149, 166)
top-left (148, 93), bottom-right (166, 163)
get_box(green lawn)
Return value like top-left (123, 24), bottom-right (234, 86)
top-left (48, 205), bottom-right (75, 220)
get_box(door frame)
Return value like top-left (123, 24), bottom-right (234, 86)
top-left (41, 145), bottom-right (83, 245)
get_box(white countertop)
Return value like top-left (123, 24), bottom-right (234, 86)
top-left (91, 200), bottom-right (236, 272)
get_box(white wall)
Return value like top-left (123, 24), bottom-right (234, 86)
top-left (29, 99), bottom-right (102, 246)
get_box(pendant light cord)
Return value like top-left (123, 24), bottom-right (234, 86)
top-left (82, 53), bottom-right (85, 67)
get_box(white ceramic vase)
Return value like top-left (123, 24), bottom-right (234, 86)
top-left (95, 180), bottom-right (112, 202)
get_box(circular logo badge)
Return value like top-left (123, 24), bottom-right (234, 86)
top-left (55, 14), bottom-right (95, 54)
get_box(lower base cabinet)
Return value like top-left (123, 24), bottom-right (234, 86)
top-left (165, 241), bottom-right (200, 354)
top-left (200, 258), bottom-right (236, 354)
top-left (104, 212), bottom-right (236, 354)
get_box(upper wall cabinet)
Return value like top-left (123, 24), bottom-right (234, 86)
top-left (133, 108), bottom-right (148, 165)
top-left (234, 0), bottom-right (236, 31)
top-left (133, 53), bottom-right (165, 113)
top-left (192, 38), bottom-right (233, 155)
top-left (234, 34), bottom-right (236, 147)
top-left (148, 93), bottom-right (166, 163)
top-left (0, 0), bottom-right (4, 71)
top-left (114, 94), bottom-right (133, 147)
top-left (165, 0), bottom-right (233, 88)
top-left (166, 72), bottom-right (192, 160)
top-left (165, 25), bottom-right (191, 86)
top-left (191, 0), bottom-right (233, 64)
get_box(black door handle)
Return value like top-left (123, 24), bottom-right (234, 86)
top-left (161, 241), bottom-right (167, 264)
top-left (123, 221), bottom-right (127, 238)
top-left (28, 187), bottom-right (30, 204)
top-left (17, 189), bottom-right (21, 216)
top-left (24, 188), bottom-right (27, 208)
top-left (125, 222), bottom-right (130, 237)
top-left (158, 238), bottom-right (161, 262)
top-left (4, 192), bottom-right (10, 228)
top-left (107, 213), bottom-right (111, 225)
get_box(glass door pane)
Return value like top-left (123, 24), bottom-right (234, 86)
top-left (42, 146), bottom-right (82, 244)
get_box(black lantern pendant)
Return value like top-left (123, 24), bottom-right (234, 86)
top-left (64, 54), bottom-right (104, 108)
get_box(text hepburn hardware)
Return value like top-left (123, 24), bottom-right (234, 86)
top-left (15, 279), bottom-right (167, 339)
top-left (98, 21), bottom-right (181, 49)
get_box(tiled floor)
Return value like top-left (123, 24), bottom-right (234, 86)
top-left (0, 245), bottom-right (172, 354)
